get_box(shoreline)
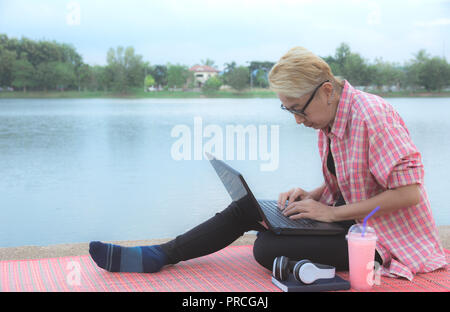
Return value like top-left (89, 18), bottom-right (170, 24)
top-left (1, 226), bottom-right (449, 261)
top-left (1, 90), bottom-right (450, 100)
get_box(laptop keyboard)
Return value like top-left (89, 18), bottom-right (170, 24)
top-left (258, 200), bottom-right (317, 228)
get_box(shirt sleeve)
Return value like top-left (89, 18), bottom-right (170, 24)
top-left (368, 124), bottom-right (424, 190)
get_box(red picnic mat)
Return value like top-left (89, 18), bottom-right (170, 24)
top-left (0, 245), bottom-right (448, 292)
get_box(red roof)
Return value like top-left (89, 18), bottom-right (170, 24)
top-left (189, 65), bottom-right (220, 73)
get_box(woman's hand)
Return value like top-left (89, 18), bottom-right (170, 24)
top-left (277, 187), bottom-right (313, 210)
top-left (282, 199), bottom-right (336, 223)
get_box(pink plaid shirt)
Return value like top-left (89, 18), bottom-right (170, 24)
top-left (318, 80), bottom-right (447, 281)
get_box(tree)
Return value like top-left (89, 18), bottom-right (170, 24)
top-left (167, 64), bottom-right (192, 89)
top-left (144, 74), bottom-right (156, 88)
top-left (36, 62), bottom-right (57, 91)
top-left (222, 61), bottom-right (237, 85)
top-left (369, 58), bottom-right (403, 91)
top-left (53, 61), bottom-right (76, 91)
top-left (0, 46), bottom-right (16, 86)
top-left (248, 61), bottom-right (275, 88)
top-left (78, 63), bottom-right (92, 91)
top-left (227, 66), bottom-right (249, 91)
top-left (149, 65), bottom-right (168, 87)
top-left (254, 69), bottom-right (269, 88)
top-left (326, 43), bottom-right (371, 86)
top-left (124, 46), bottom-right (145, 88)
top-left (342, 53), bottom-right (371, 86)
top-left (404, 50), bottom-right (432, 91)
top-left (0, 34), bottom-right (85, 91)
top-left (417, 55), bottom-right (450, 91)
top-left (60, 43), bottom-right (82, 66)
top-left (60, 43), bottom-right (83, 90)
top-left (334, 43), bottom-right (351, 71)
top-left (202, 76), bottom-right (222, 94)
top-left (17, 37), bottom-right (40, 67)
top-left (12, 58), bottom-right (35, 92)
top-left (91, 65), bottom-right (110, 91)
top-left (106, 46), bottom-right (145, 93)
top-left (33, 61), bottom-right (75, 91)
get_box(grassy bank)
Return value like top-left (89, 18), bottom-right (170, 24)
top-left (1, 88), bottom-right (450, 99)
top-left (0, 88), bottom-right (278, 99)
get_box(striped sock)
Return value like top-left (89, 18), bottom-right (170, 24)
top-left (89, 241), bottom-right (167, 273)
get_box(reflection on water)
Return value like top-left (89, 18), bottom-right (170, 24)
top-left (0, 97), bottom-right (449, 247)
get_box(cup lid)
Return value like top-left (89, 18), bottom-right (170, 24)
top-left (346, 224), bottom-right (377, 240)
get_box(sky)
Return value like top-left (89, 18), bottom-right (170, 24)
top-left (1, 0), bottom-right (449, 70)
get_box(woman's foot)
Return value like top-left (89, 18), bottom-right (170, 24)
top-left (89, 241), bottom-right (168, 273)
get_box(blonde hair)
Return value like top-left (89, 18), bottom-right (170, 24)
top-left (268, 46), bottom-right (343, 98)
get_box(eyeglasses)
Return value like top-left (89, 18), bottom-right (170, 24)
top-left (280, 80), bottom-right (330, 118)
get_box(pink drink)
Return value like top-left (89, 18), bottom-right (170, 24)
top-left (346, 225), bottom-right (377, 291)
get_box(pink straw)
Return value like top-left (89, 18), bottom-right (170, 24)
top-left (362, 206), bottom-right (380, 237)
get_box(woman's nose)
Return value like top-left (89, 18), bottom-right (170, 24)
top-left (294, 114), bottom-right (305, 125)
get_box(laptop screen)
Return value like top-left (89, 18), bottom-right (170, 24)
top-left (207, 154), bottom-right (248, 202)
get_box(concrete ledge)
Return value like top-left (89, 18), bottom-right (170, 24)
top-left (0, 235), bottom-right (258, 261)
top-left (1, 226), bottom-right (449, 261)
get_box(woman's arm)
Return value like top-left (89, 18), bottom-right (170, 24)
top-left (283, 183), bottom-right (421, 223)
top-left (332, 183), bottom-right (421, 222)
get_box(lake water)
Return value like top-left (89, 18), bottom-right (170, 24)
top-left (0, 97), bottom-right (449, 247)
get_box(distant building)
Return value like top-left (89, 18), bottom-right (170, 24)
top-left (189, 65), bottom-right (220, 88)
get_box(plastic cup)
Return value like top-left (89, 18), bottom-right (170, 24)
top-left (346, 224), bottom-right (377, 291)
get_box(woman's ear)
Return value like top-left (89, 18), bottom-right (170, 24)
top-left (323, 83), bottom-right (334, 105)
top-left (327, 89), bottom-right (335, 105)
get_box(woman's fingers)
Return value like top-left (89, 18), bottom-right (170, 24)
top-left (279, 187), bottom-right (309, 210)
top-left (289, 211), bottom-right (311, 220)
top-left (278, 191), bottom-right (290, 210)
top-left (278, 188), bottom-right (294, 209)
top-left (288, 188), bottom-right (305, 206)
top-left (283, 200), bottom-right (311, 217)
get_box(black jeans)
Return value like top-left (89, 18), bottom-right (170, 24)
top-left (160, 195), bottom-right (382, 271)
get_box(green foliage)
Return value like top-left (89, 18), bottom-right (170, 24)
top-left (12, 58), bottom-right (35, 91)
top-left (0, 46), bottom-right (17, 86)
top-left (92, 65), bottom-right (109, 91)
top-left (368, 58), bottom-right (403, 90)
top-left (54, 62), bottom-right (76, 90)
top-left (145, 74), bottom-right (156, 88)
top-left (1, 33), bottom-right (449, 94)
top-left (248, 61), bottom-right (274, 88)
top-left (202, 76), bottom-right (222, 94)
top-left (78, 63), bottom-right (92, 91)
top-left (254, 69), bottom-right (269, 88)
top-left (167, 64), bottom-right (192, 89)
top-left (35, 62), bottom-right (57, 91)
top-left (149, 65), bottom-right (168, 87)
top-left (222, 61), bottom-right (236, 85)
top-left (322, 43), bottom-right (450, 92)
top-left (106, 46), bottom-right (145, 93)
top-left (411, 51), bottom-right (450, 91)
top-left (0, 34), bottom-right (83, 91)
top-left (227, 66), bottom-right (249, 91)
top-left (324, 43), bottom-right (371, 86)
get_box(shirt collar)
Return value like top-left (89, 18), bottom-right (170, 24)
top-left (325, 80), bottom-right (353, 139)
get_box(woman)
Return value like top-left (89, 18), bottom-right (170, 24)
top-left (89, 47), bottom-right (446, 281)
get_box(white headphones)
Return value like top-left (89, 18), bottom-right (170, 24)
top-left (272, 256), bottom-right (335, 284)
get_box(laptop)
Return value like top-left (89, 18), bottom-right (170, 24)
top-left (206, 152), bottom-right (345, 235)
